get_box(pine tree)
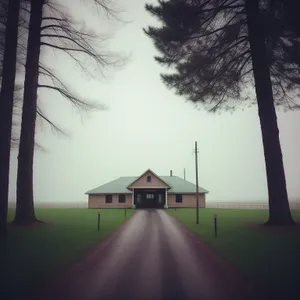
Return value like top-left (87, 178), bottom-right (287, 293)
top-left (145, 0), bottom-right (299, 225)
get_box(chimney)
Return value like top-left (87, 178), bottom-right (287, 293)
top-left (170, 170), bottom-right (173, 177)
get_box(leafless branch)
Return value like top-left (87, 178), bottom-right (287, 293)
top-left (40, 5), bottom-right (127, 78)
top-left (38, 83), bottom-right (107, 112)
top-left (36, 104), bottom-right (69, 137)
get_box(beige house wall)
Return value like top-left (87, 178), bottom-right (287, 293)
top-left (167, 194), bottom-right (206, 208)
top-left (88, 194), bottom-right (132, 208)
top-left (128, 170), bottom-right (169, 189)
top-left (88, 193), bottom-right (206, 208)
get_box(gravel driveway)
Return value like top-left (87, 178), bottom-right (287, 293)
top-left (35, 209), bottom-right (260, 300)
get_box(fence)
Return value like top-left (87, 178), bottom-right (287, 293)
top-left (8, 202), bottom-right (89, 209)
top-left (206, 201), bottom-right (300, 210)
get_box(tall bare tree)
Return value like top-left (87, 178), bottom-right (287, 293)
top-left (13, 0), bottom-right (44, 224)
top-left (14, 0), bottom-right (124, 224)
top-left (0, 0), bottom-right (21, 238)
top-left (1, 3), bottom-right (60, 150)
top-left (0, 0), bottom-right (80, 233)
top-left (0, 1), bottom-right (30, 149)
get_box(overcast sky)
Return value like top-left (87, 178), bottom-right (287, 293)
top-left (8, 0), bottom-right (300, 205)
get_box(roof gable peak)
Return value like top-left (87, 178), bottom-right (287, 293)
top-left (127, 169), bottom-right (171, 190)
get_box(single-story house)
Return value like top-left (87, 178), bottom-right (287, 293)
top-left (86, 169), bottom-right (209, 209)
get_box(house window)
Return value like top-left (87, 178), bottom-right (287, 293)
top-left (105, 195), bottom-right (112, 203)
top-left (119, 194), bottom-right (126, 203)
top-left (147, 176), bottom-right (151, 182)
top-left (146, 194), bottom-right (154, 199)
top-left (176, 194), bottom-right (183, 203)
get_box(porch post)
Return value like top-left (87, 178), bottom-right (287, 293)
top-left (164, 188), bottom-right (168, 208)
top-left (132, 188), bottom-right (136, 209)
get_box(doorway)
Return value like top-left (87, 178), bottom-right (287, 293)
top-left (134, 189), bottom-right (165, 209)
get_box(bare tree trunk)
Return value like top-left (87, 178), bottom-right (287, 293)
top-left (0, 0), bottom-right (21, 238)
top-left (14, 0), bottom-right (45, 224)
top-left (245, 0), bottom-right (295, 226)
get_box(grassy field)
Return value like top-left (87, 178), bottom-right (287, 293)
top-left (0, 208), bottom-right (134, 300)
top-left (168, 208), bottom-right (300, 297)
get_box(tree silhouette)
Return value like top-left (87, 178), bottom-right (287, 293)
top-left (0, 0), bottom-right (20, 238)
top-left (145, 0), bottom-right (298, 225)
top-left (14, 0), bottom-right (124, 224)
top-left (0, 1), bottom-right (69, 151)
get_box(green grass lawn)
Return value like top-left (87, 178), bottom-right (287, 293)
top-left (0, 208), bottom-right (134, 300)
top-left (168, 208), bottom-right (300, 297)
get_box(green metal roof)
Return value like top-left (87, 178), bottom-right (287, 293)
top-left (86, 176), bottom-right (208, 195)
top-left (161, 176), bottom-right (208, 194)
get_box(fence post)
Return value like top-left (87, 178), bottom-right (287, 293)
top-left (97, 209), bottom-right (100, 231)
top-left (213, 213), bottom-right (217, 237)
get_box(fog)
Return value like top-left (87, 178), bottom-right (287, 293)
top-left (8, 0), bottom-right (300, 206)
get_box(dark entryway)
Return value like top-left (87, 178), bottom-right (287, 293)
top-left (134, 189), bottom-right (165, 209)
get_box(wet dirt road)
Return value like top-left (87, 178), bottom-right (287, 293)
top-left (36, 209), bottom-right (258, 300)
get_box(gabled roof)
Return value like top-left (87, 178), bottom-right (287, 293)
top-left (162, 176), bottom-right (208, 194)
top-left (86, 177), bottom-right (136, 194)
top-left (126, 168), bottom-right (171, 190)
top-left (86, 175), bottom-right (208, 195)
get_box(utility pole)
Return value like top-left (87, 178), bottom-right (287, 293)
top-left (194, 141), bottom-right (199, 224)
top-left (184, 168), bottom-right (186, 180)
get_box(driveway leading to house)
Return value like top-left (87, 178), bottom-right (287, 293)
top-left (36, 209), bottom-right (260, 300)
